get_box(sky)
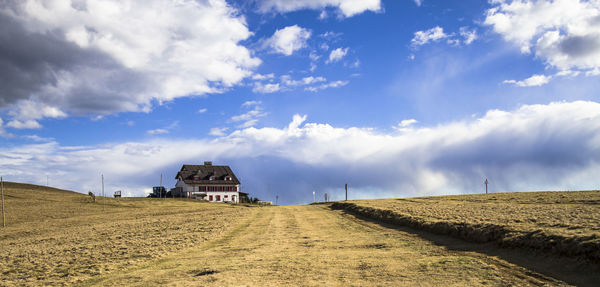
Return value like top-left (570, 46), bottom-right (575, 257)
top-left (1, 0), bottom-right (600, 205)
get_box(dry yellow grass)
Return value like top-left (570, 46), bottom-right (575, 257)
top-left (2, 183), bottom-right (598, 286)
top-left (333, 190), bottom-right (600, 261)
top-left (0, 182), bottom-right (254, 286)
top-left (81, 205), bottom-right (570, 286)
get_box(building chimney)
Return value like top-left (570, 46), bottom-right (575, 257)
top-left (204, 161), bottom-right (212, 166)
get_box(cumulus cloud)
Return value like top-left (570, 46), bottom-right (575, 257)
top-left (503, 74), bottom-right (552, 87)
top-left (485, 0), bottom-right (600, 73)
top-left (1, 101), bottom-right (599, 204)
top-left (411, 26), bottom-right (449, 46)
top-left (0, 0), bottom-right (260, 126)
top-left (326, 47), bottom-right (349, 63)
top-left (265, 25), bottom-right (312, 56)
top-left (257, 0), bottom-right (382, 18)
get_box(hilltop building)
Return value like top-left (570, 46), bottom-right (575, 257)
top-left (174, 162), bottom-right (247, 203)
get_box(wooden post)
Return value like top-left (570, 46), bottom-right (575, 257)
top-left (345, 183), bottom-right (348, 201)
top-left (484, 179), bottom-right (489, 194)
top-left (1, 177), bottom-right (5, 228)
top-left (102, 174), bottom-right (105, 210)
top-left (160, 173), bottom-right (163, 199)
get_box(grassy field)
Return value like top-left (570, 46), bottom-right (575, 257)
top-left (0, 182), bottom-right (255, 286)
top-left (1, 182), bottom-right (599, 286)
top-left (332, 190), bottom-right (600, 261)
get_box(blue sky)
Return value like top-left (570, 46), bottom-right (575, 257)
top-left (1, 0), bottom-right (600, 204)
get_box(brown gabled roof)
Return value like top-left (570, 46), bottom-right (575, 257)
top-left (175, 163), bottom-right (240, 185)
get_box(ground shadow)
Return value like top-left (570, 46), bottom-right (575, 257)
top-left (334, 208), bottom-right (600, 287)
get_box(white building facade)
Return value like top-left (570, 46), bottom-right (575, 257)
top-left (175, 162), bottom-right (245, 203)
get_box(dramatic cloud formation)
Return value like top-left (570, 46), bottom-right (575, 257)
top-left (1, 101), bottom-right (599, 204)
top-left (265, 25), bottom-right (312, 56)
top-left (257, 0), bottom-right (381, 17)
top-left (0, 0), bottom-right (260, 126)
top-left (485, 0), bottom-right (600, 72)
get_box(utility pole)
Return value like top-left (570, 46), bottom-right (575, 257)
top-left (1, 177), bottom-right (5, 228)
top-left (484, 178), bottom-right (489, 194)
top-left (275, 195), bottom-right (278, 205)
top-left (313, 191), bottom-right (315, 203)
top-left (46, 175), bottom-right (48, 187)
top-left (345, 183), bottom-right (348, 201)
top-left (102, 174), bottom-right (105, 210)
top-left (160, 173), bottom-right (163, 199)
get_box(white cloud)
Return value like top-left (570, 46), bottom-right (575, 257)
top-left (230, 103), bottom-right (267, 128)
top-left (411, 26), bottom-right (449, 46)
top-left (265, 25), bottom-right (312, 56)
top-left (413, 0), bottom-right (423, 6)
top-left (6, 100), bottom-right (67, 129)
top-left (412, 26), bottom-right (478, 48)
top-left (305, 80), bottom-right (349, 92)
top-left (398, 119), bottom-right (418, 128)
top-left (251, 73), bottom-right (275, 81)
top-left (2, 101), bottom-right (600, 204)
top-left (6, 120), bottom-right (42, 129)
top-left (197, 108), bottom-right (207, 114)
top-left (258, 0), bottom-right (382, 17)
top-left (146, 121), bottom-right (179, 135)
top-left (253, 82), bottom-right (281, 94)
top-left (0, 0), bottom-right (260, 124)
top-left (326, 47), bottom-right (349, 63)
top-left (485, 0), bottom-right (600, 73)
top-left (0, 118), bottom-right (10, 137)
top-left (147, 128), bottom-right (169, 135)
top-left (209, 127), bottom-right (229, 136)
top-left (503, 74), bottom-right (552, 87)
top-left (460, 27), bottom-right (477, 45)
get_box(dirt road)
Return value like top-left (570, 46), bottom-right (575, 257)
top-left (81, 205), bottom-right (582, 286)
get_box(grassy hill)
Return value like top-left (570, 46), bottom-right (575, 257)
top-left (0, 182), bottom-right (255, 286)
top-left (1, 183), bottom-right (599, 286)
top-left (331, 190), bottom-right (600, 262)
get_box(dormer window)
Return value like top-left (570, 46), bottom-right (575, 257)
top-left (209, 175), bottom-right (215, 181)
top-left (193, 176), bottom-right (199, 180)
top-left (225, 176), bottom-right (232, 181)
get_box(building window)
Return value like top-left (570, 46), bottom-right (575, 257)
top-left (232, 195), bottom-right (236, 202)
top-left (216, 195), bottom-right (221, 201)
top-left (209, 195), bottom-right (213, 201)
top-left (209, 176), bottom-right (215, 181)
top-left (224, 195), bottom-right (228, 199)
top-left (233, 186), bottom-right (237, 191)
top-left (225, 176), bottom-right (231, 181)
